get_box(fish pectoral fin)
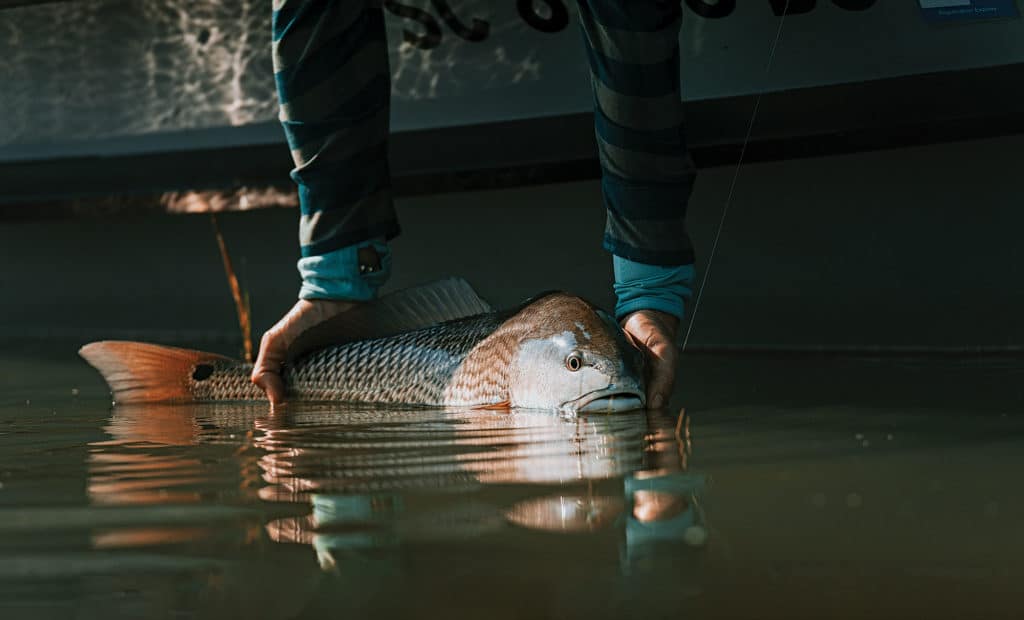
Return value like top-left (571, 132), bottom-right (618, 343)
top-left (80, 341), bottom-right (231, 404)
top-left (477, 400), bottom-right (511, 410)
top-left (291, 277), bottom-right (493, 356)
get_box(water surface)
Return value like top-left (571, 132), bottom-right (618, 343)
top-left (1, 350), bottom-right (1022, 619)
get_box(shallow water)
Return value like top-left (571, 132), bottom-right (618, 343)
top-left (1, 350), bottom-right (1022, 619)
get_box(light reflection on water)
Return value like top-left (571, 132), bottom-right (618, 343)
top-left (88, 404), bottom-right (705, 554)
top-left (0, 0), bottom-right (276, 145)
top-left (0, 0), bottom-right (551, 147)
top-left (19, 402), bottom-right (706, 617)
top-left (3, 353), bottom-right (1024, 618)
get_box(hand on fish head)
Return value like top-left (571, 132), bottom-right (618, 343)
top-left (502, 293), bottom-right (647, 414)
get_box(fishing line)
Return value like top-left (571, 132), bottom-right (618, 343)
top-left (680, 2), bottom-right (791, 353)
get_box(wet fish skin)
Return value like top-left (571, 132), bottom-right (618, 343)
top-left (184, 313), bottom-right (505, 404)
top-left (81, 286), bottom-right (647, 413)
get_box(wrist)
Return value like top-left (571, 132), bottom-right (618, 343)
top-left (622, 308), bottom-right (679, 331)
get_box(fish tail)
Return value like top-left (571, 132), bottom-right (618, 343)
top-left (79, 341), bottom-right (232, 404)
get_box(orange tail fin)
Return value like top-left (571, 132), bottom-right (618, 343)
top-left (79, 341), bottom-right (232, 404)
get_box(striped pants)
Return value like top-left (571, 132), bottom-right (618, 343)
top-left (272, 0), bottom-right (695, 267)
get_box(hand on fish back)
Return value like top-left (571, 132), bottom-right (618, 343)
top-left (80, 278), bottom-right (648, 414)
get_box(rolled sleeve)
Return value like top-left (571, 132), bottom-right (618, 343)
top-left (613, 255), bottom-right (695, 321)
top-left (297, 237), bottom-right (391, 301)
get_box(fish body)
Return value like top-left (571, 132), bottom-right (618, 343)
top-left (81, 279), bottom-right (647, 414)
top-left (189, 312), bottom-right (504, 404)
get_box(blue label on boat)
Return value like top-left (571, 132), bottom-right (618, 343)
top-left (919, 0), bottom-right (1020, 22)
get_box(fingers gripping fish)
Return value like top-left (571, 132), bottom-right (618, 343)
top-left (80, 279), bottom-right (647, 414)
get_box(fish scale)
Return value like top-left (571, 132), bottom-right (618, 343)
top-left (80, 283), bottom-right (646, 413)
top-left (193, 313), bottom-right (506, 405)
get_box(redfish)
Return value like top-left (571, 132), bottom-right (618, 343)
top-left (80, 279), bottom-right (646, 414)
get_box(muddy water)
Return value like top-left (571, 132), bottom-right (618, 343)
top-left (0, 350), bottom-right (1022, 619)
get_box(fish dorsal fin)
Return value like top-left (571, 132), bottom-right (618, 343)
top-left (289, 277), bottom-right (492, 357)
top-left (357, 277), bottom-right (493, 333)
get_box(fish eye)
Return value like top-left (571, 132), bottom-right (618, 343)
top-left (565, 353), bottom-right (583, 372)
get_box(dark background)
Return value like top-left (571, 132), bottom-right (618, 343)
top-left (1, 0), bottom-right (1023, 356)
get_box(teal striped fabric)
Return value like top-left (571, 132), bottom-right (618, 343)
top-left (576, 0), bottom-right (696, 267)
top-left (273, 0), bottom-right (400, 259)
top-left (274, 0), bottom-right (695, 310)
top-left (613, 256), bottom-right (694, 321)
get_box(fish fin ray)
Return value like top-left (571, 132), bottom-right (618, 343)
top-left (79, 341), bottom-right (231, 404)
top-left (388, 277), bottom-right (491, 324)
top-left (291, 277), bottom-right (492, 355)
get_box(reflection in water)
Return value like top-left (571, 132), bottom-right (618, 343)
top-left (255, 409), bottom-right (658, 500)
top-left (74, 402), bottom-right (710, 616)
top-left (10, 355), bottom-right (1024, 617)
top-left (0, 403), bottom-right (326, 619)
top-left (1, 0), bottom-right (276, 146)
top-left (0, 0), bottom-right (552, 147)
top-left (250, 407), bottom-right (708, 574)
top-left (88, 403), bottom-right (264, 507)
top-left (88, 403), bottom-right (709, 573)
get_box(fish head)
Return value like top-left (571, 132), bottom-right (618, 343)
top-left (506, 293), bottom-right (646, 414)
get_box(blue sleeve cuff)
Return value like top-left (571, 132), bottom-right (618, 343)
top-left (297, 237), bottom-right (391, 301)
top-left (613, 256), bottom-right (695, 322)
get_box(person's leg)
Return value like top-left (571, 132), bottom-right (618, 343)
top-left (577, 0), bottom-right (695, 408)
top-left (273, 0), bottom-right (399, 299)
top-left (575, 0), bottom-right (696, 316)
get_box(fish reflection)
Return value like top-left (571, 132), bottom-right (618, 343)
top-left (504, 471), bottom-right (708, 544)
top-left (88, 402), bottom-right (265, 507)
top-left (87, 401), bottom-right (709, 579)
top-left (85, 402), bottom-right (268, 554)
top-left (258, 407), bottom-right (708, 573)
top-left (255, 408), bottom-right (654, 501)
top-left (24, 404), bottom-right (323, 620)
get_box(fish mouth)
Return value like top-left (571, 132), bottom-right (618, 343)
top-left (568, 386), bottom-right (646, 414)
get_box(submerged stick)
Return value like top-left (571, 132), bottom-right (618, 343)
top-left (675, 408), bottom-right (690, 470)
top-left (211, 214), bottom-right (253, 363)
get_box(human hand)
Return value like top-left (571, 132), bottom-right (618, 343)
top-left (621, 309), bottom-right (679, 410)
top-left (251, 299), bottom-right (358, 407)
